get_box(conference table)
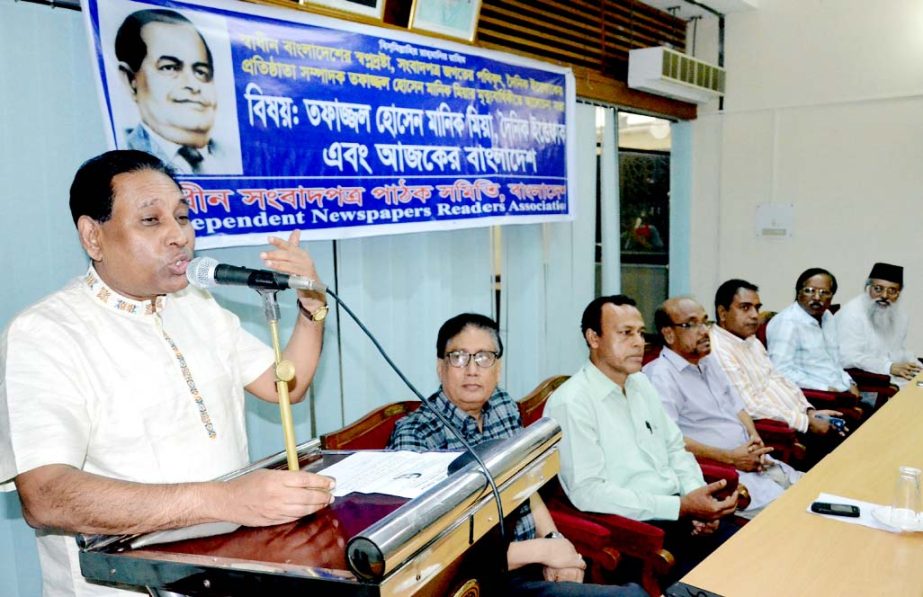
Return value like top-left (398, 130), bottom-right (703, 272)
top-left (681, 379), bottom-right (923, 596)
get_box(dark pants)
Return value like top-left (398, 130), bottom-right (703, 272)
top-left (648, 518), bottom-right (739, 585)
top-left (503, 565), bottom-right (649, 597)
top-left (800, 428), bottom-right (847, 470)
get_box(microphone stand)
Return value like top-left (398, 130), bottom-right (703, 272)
top-left (258, 290), bottom-right (300, 471)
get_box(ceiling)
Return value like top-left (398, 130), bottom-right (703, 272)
top-left (636, 0), bottom-right (758, 21)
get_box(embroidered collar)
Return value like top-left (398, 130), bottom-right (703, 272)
top-left (82, 266), bottom-right (165, 316)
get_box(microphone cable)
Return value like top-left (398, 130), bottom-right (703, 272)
top-left (324, 287), bottom-right (508, 548)
top-left (185, 258), bottom-right (508, 548)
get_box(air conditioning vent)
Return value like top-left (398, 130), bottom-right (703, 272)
top-left (629, 46), bottom-right (725, 104)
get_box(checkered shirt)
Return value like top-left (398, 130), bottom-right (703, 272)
top-left (387, 387), bottom-right (536, 542)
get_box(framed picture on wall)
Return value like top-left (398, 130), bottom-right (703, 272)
top-left (301, 0), bottom-right (386, 21)
top-left (409, 0), bottom-right (483, 42)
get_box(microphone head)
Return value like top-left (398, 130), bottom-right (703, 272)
top-left (186, 256), bottom-right (219, 289)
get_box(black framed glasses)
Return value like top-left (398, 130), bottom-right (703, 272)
top-left (800, 287), bottom-right (833, 299)
top-left (671, 320), bottom-right (715, 331)
top-left (445, 350), bottom-right (499, 368)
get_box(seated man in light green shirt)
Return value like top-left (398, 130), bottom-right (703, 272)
top-left (545, 294), bottom-right (739, 583)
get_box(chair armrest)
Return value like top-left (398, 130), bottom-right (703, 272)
top-left (541, 479), bottom-right (674, 597)
top-left (753, 419), bottom-right (806, 465)
top-left (696, 459), bottom-right (749, 510)
top-left (697, 460), bottom-right (738, 490)
top-left (547, 498), bottom-right (668, 558)
top-left (540, 480), bottom-right (667, 558)
top-left (801, 389), bottom-right (863, 422)
top-left (845, 367), bottom-right (893, 390)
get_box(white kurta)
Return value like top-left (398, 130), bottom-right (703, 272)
top-left (0, 267), bottom-right (273, 596)
top-left (835, 293), bottom-right (914, 386)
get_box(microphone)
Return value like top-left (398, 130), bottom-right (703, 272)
top-left (186, 256), bottom-right (326, 293)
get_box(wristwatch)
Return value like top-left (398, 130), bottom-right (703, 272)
top-left (545, 531), bottom-right (565, 540)
top-left (297, 299), bottom-right (329, 322)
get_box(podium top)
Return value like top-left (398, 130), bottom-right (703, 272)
top-left (78, 419), bottom-right (562, 597)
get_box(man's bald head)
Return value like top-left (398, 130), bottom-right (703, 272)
top-left (654, 297), bottom-right (713, 364)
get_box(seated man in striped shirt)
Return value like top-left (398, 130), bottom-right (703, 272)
top-left (388, 313), bottom-right (645, 597)
top-left (709, 280), bottom-right (845, 466)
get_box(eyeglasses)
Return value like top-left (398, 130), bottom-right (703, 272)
top-left (671, 320), bottom-right (715, 331)
top-left (869, 284), bottom-right (901, 298)
top-left (445, 350), bottom-right (499, 369)
top-left (800, 287), bottom-right (833, 299)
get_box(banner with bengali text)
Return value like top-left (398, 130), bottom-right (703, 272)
top-left (82, 0), bottom-right (575, 248)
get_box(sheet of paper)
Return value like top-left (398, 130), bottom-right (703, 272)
top-left (319, 451), bottom-right (462, 499)
top-left (807, 492), bottom-right (917, 533)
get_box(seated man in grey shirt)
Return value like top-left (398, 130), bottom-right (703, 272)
top-left (644, 297), bottom-right (802, 518)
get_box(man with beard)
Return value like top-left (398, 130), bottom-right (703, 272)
top-left (835, 262), bottom-right (919, 386)
top-left (766, 268), bottom-right (859, 396)
top-left (644, 297), bottom-right (801, 519)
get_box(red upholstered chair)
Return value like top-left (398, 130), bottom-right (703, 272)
top-left (642, 339), bottom-right (664, 366)
top-left (519, 375), bottom-right (569, 427)
top-left (751, 418), bottom-right (806, 465)
top-left (518, 376), bottom-right (746, 596)
top-left (845, 368), bottom-right (898, 410)
top-left (320, 401), bottom-right (420, 450)
top-left (540, 467), bottom-right (742, 596)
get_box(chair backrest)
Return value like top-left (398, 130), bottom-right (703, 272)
top-left (755, 310), bottom-right (776, 348)
top-left (320, 401), bottom-right (421, 450)
top-left (517, 375), bottom-right (569, 426)
top-left (642, 342), bottom-right (663, 366)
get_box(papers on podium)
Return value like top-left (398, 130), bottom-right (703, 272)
top-left (319, 450), bottom-right (462, 499)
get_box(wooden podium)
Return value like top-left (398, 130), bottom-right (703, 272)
top-left (78, 418), bottom-right (562, 596)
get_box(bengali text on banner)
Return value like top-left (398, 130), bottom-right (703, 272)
top-left (82, 0), bottom-right (575, 248)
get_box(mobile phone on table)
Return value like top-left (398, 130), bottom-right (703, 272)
top-left (811, 501), bottom-right (860, 517)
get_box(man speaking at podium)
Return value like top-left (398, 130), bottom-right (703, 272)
top-left (0, 150), bottom-right (333, 596)
top-left (388, 313), bottom-right (646, 596)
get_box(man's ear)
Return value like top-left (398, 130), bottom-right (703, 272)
top-left (661, 327), bottom-right (676, 347)
top-left (118, 63), bottom-right (139, 98)
top-left (436, 358), bottom-right (446, 384)
top-left (77, 216), bottom-right (103, 262)
top-left (584, 328), bottom-right (599, 349)
top-left (716, 305), bottom-right (727, 325)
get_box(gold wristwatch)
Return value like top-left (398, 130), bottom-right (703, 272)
top-left (297, 299), bottom-right (328, 322)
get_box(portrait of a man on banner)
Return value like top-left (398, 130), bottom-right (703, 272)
top-left (104, 4), bottom-right (243, 175)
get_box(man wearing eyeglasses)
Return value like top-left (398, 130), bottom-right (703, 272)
top-left (645, 297), bottom-right (802, 519)
top-left (388, 313), bottom-right (645, 597)
top-left (835, 262), bottom-right (919, 386)
top-left (546, 296), bottom-right (739, 584)
top-left (766, 268), bottom-right (859, 396)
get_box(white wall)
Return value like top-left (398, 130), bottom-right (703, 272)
top-left (690, 0), bottom-right (923, 353)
